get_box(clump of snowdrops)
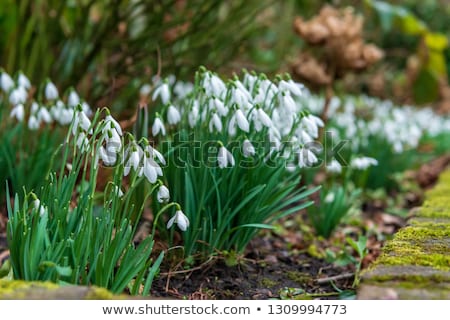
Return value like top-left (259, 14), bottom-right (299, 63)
top-left (5, 74), bottom-right (185, 294)
top-left (0, 68), bottom-right (91, 202)
top-left (146, 68), bottom-right (322, 262)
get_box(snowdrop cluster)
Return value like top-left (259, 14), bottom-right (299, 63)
top-left (148, 69), bottom-right (324, 169)
top-left (300, 92), bottom-right (450, 154)
top-left (0, 69), bottom-right (92, 129)
top-left (69, 107), bottom-right (185, 230)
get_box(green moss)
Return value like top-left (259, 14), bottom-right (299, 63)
top-left (259, 278), bottom-right (278, 288)
top-left (286, 271), bottom-right (311, 284)
top-left (363, 272), bottom-right (450, 283)
top-left (376, 254), bottom-right (450, 271)
top-left (394, 226), bottom-right (450, 241)
top-left (85, 287), bottom-right (116, 300)
top-left (0, 279), bottom-right (58, 293)
top-left (306, 244), bottom-right (324, 259)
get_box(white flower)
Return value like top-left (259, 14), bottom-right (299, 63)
top-left (234, 109), bottom-right (250, 132)
top-left (10, 104), bottom-right (25, 121)
top-left (76, 132), bottom-right (89, 152)
top-left (167, 209), bottom-right (190, 231)
top-left (217, 145), bottom-right (235, 168)
top-left (143, 154), bottom-right (159, 183)
top-left (167, 105), bottom-right (181, 125)
top-left (188, 104), bottom-right (199, 128)
top-left (33, 199), bottom-right (46, 217)
top-left (28, 115), bottom-right (40, 130)
top-left (208, 73), bottom-right (226, 97)
top-left (124, 145), bottom-right (142, 176)
top-left (152, 82), bottom-right (171, 104)
top-left (9, 87), bottom-right (27, 105)
top-left (45, 81), bottom-right (59, 100)
top-left (324, 192), bottom-right (335, 203)
top-left (350, 157), bottom-right (378, 170)
top-left (37, 107), bottom-right (52, 124)
top-left (279, 93), bottom-right (296, 114)
top-left (242, 139), bottom-right (255, 157)
top-left (18, 72), bottom-right (31, 89)
top-left (114, 185), bottom-right (124, 197)
top-left (0, 71), bottom-right (14, 92)
top-left (145, 145), bottom-right (166, 165)
top-left (72, 110), bottom-right (91, 135)
top-left (210, 97), bottom-right (227, 116)
top-left (152, 117), bottom-right (166, 136)
top-left (81, 102), bottom-right (92, 117)
top-left (98, 145), bottom-right (117, 166)
top-left (279, 80), bottom-right (303, 97)
top-left (157, 185), bottom-right (170, 203)
top-left (105, 114), bottom-right (123, 136)
top-left (67, 90), bottom-right (80, 108)
top-left (298, 148), bottom-right (318, 168)
top-left (326, 159), bottom-right (342, 174)
top-left (140, 84), bottom-right (152, 96)
top-left (209, 113), bottom-right (222, 133)
top-left (257, 108), bottom-right (272, 128)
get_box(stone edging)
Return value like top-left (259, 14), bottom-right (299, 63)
top-left (357, 170), bottom-right (450, 299)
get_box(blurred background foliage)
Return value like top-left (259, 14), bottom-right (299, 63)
top-left (1, 0), bottom-right (450, 111)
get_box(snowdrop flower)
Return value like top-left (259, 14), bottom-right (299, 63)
top-left (81, 101), bottom-right (92, 117)
top-left (67, 89), bottom-right (80, 108)
top-left (9, 87), bottom-right (27, 105)
top-left (37, 107), bottom-right (52, 124)
top-left (45, 81), bottom-right (59, 100)
top-left (324, 192), bottom-right (335, 203)
top-left (298, 148), bottom-right (318, 168)
top-left (0, 71), bottom-right (14, 92)
top-left (10, 104), bottom-right (25, 121)
top-left (98, 145), bottom-right (117, 166)
top-left (28, 115), bottom-right (40, 130)
top-left (228, 115), bottom-right (237, 136)
top-left (210, 97), bottom-right (227, 116)
top-left (279, 92), bottom-right (296, 114)
top-left (188, 103), bottom-right (199, 128)
top-left (157, 185), bottom-right (170, 203)
top-left (152, 81), bottom-right (170, 104)
top-left (152, 116), bottom-right (166, 136)
top-left (278, 79), bottom-right (303, 97)
top-left (72, 110), bottom-right (92, 135)
top-left (350, 157), bottom-right (378, 170)
top-left (167, 105), bottom-right (181, 125)
top-left (145, 145), bottom-right (166, 166)
top-left (242, 139), bottom-right (255, 157)
top-left (18, 72), bottom-right (31, 90)
top-left (326, 159), bottom-right (342, 174)
top-left (140, 84), bottom-right (152, 96)
top-left (167, 209), bottom-right (190, 231)
top-left (234, 109), bottom-right (250, 132)
top-left (114, 185), bottom-right (124, 197)
top-left (104, 114), bottom-right (123, 136)
top-left (33, 199), bottom-right (46, 217)
top-left (257, 108), bottom-right (272, 128)
top-left (301, 115), bottom-right (319, 139)
top-left (142, 153), bottom-right (159, 183)
top-left (217, 145), bottom-right (235, 168)
top-left (124, 144), bottom-right (142, 176)
top-left (207, 73), bottom-right (226, 97)
top-left (76, 132), bottom-right (89, 152)
top-left (231, 87), bottom-right (250, 106)
top-left (209, 113), bottom-right (222, 133)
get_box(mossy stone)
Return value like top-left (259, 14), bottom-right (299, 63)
top-left (0, 279), bottom-right (120, 299)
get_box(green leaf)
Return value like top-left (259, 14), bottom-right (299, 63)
top-left (412, 68), bottom-right (440, 104)
top-left (425, 33), bottom-right (449, 51)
